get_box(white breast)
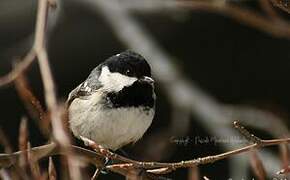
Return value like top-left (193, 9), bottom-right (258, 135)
top-left (68, 93), bottom-right (154, 150)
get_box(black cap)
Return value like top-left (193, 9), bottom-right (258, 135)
top-left (103, 50), bottom-right (152, 78)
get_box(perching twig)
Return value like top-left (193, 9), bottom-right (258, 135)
top-left (79, 124), bottom-right (290, 176)
top-left (1, 121), bottom-right (290, 178)
top-left (0, 143), bottom-right (103, 169)
top-left (233, 121), bottom-right (262, 144)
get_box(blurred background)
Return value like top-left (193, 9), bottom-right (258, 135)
top-left (1, 0), bottom-right (290, 179)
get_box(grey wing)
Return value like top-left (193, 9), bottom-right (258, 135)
top-left (66, 66), bottom-right (103, 106)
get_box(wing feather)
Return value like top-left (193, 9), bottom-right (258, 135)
top-left (67, 65), bottom-right (103, 106)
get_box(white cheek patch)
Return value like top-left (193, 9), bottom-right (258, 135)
top-left (98, 66), bottom-right (137, 92)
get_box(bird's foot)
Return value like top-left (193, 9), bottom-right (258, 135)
top-left (100, 157), bottom-right (112, 174)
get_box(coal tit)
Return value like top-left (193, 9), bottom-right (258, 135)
top-left (67, 50), bottom-right (156, 151)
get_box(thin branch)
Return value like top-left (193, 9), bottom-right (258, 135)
top-left (277, 165), bottom-right (290, 175)
top-left (233, 121), bottom-right (262, 144)
top-left (91, 169), bottom-right (101, 180)
top-left (1, 122), bottom-right (290, 177)
top-left (270, 0), bottom-right (290, 14)
top-left (18, 117), bottom-right (28, 168)
top-left (188, 166), bottom-right (199, 180)
top-left (203, 176), bottom-right (210, 180)
top-left (80, 126), bottom-right (290, 174)
top-left (0, 129), bottom-right (29, 180)
top-left (259, 0), bottom-right (281, 20)
top-left (0, 50), bottom-right (36, 87)
top-left (103, 137), bottom-right (285, 173)
top-left (279, 143), bottom-right (290, 174)
top-left (34, 0), bottom-right (69, 146)
top-left (1, 0), bottom-right (89, 177)
top-left (48, 157), bottom-right (57, 180)
top-left (0, 0), bottom-right (58, 88)
top-left (0, 143), bottom-right (103, 169)
top-left (27, 142), bottom-right (42, 179)
top-left (14, 74), bottom-right (49, 135)
top-left (0, 0), bottom-right (67, 146)
top-left (113, 0), bottom-right (290, 38)
top-left (177, 1), bottom-right (290, 38)
top-left (249, 150), bottom-right (266, 180)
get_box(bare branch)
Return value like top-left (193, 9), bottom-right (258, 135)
top-left (188, 166), bottom-right (199, 180)
top-left (279, 143), bottom-right (290, 174)
top-left (27, 142), bottom-right (42, 179)
top-left (112, 0), bottom-right (290, 38)
top-left (80, 126), bottom-right (290, 175)
top-left (277, 165), bottom-right (290, 175)
top-left (14, 74), bottom-right (49, 135)
top-left (203, 176), bottom-right (210, 180)
top-left (0, 143), bottom-right (103, 169)
top-left (233, 121), bottom-right (262, 144)
top-left (270, 0), bottom-right (290, 14)
top-left (48, 157), bottom-right (57, 180)
top-left (250, 151), bottom-right (266, 180)
top-left (177, 1), bottom-right (290, 38)
top-left (0, 50), bottom-right (36, 87)
top-left (91, 169), bottom-right (101, 180)
top-left (2, 121), bottom-right (290, 178)
top-left (18, 117), bottom-right (28, 168)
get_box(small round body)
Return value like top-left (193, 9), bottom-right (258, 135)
top-left (68, 92), bottom-right (154, 150)
top-left (67, 51), bottom-right (156, 151)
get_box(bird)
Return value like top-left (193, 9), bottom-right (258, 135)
top-left (67, 50), bottom-right (156, 151)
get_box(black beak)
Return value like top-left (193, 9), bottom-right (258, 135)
top-left (139, 76), bottom-right (154, 84)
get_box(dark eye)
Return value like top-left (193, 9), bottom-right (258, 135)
top-left (126, 69), bottom-right (131, 75)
